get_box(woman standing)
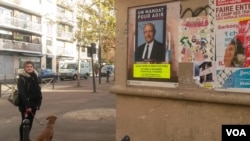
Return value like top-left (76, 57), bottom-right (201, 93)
top-left (18, 61), bottom-right (42, 141)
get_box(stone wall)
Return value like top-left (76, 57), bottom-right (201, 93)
top-left (111, 0), bottom-right (250, 141)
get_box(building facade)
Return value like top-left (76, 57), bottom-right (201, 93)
top-left (112, 0), bottom-right (250, 141)
top-left (0, 0), bottom-right (44, 80)
top-left (0, 0), bottom-right (94, 81)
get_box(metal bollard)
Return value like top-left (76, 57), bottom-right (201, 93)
top-left (0, 83), bottom-right (2, 97)
top-left (52, 79), bottom-right (54, 89)
top-left (121, 135), bottom-right (130, 141)
top-left (23, 119), bottom-right (30, 141)
top-left (106, 71), bottom-right (110, 82)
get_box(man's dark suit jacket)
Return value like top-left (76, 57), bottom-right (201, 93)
top-left (135, 40), bottom-right (166, 62)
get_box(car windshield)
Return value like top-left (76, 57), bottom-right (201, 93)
top-left (45, 69), bottom-right (52, 73)
top-left (101, 65), bottom-right (114, 72)
top-left (61, 64), bottom-right (76, 69)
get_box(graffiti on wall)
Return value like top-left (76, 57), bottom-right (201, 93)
top-left (180, 4), bottom-right (210, 18)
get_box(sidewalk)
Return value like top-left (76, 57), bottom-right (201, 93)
top-left (0, 77), bottom-right (116, 141)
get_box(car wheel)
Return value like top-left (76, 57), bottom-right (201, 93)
top-left (73, 75), bottom-right (77, 80)
top-left (53, 77), bottom-right (57, 83)
top-left (84, 74), bottom-right (88, 79)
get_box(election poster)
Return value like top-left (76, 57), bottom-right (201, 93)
top-left (127, 2), bottom-right (179, 88)
top-left (215, 0), bottom-right (250, 21)
top-left (214, 0), bottom-right (250, 89)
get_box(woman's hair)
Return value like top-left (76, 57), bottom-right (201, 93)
top-left (230, 37), bottom-right (244, 67)
top-left (23, 61), bottom-right (34, 68)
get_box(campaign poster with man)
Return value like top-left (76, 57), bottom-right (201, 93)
top-left (135, 6), bottom-right (166, 63)
top-left (127, 2), bottom-right (179, 88)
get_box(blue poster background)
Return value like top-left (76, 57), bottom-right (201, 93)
top-left (217, 68), bottom-right (250, 88)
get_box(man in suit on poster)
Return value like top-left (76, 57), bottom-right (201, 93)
top-left (135, 22), bottom-right (166, 62)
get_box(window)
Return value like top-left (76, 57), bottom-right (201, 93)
top-left (13, 32), bottom-right (31, 42)
top-left (13, 10), bottom-right (32, 29)
top-left (14, 10), bottom-right (31, 21)
top-left (13, 32), bottom-right (41, 43)
top-left (46, 57), bottom-right (52, 69)
top-left (0, 7), bottom-right (13, 24)
top-left (46, 38), bottom-right (53, 45)
top-left (57, 23), bottom-right (64, 31)
top-left (57, 23), bottom-right (73, 32)
top-left (13, 32), bottom-right (23, 41)
top-left (0, 7), bottom-right (12, 16)
top-left (46, 22), bottom-right (53, 36)
top-left (23, 35), bottom-right (30, 42)
top-left (32, 15), bottom-right (41, 24)
top-left (19, 57), bottom-right (41, 69)
top-left (0, 29), bottom-right (12, 39)
top-left (32, 35), bottom-right (41, 44)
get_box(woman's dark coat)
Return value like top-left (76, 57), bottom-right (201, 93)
top-left (17, 71), bottom-right (42, 112)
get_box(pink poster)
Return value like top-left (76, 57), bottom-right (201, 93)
top-left (179, 16), bottom-right (213, 62)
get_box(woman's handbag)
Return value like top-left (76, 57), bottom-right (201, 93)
top-left (8, 88), bottom-right (19, 106)
top-left (8, 77), bottom-right (25, 106)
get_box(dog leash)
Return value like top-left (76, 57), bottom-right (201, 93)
top-left (26, 111), bottom-right (44, 126)
top-left (25, 100), bottom-right (44, 126)
top-left (34, 115), bottom-right (44, 126)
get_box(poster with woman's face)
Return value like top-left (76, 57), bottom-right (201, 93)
top-left (215, 0), bottom-right (250, 69)
top-left (214, 0), bottom-right (250, 89)
top-left (216, 21), bottom-right (240, 69)
top-left (127, 2), bottom-right (179, 88)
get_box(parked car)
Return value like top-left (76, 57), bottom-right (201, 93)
top-left (59, 62), bottom-right (90, 80)
top-left (100, 64), bottom-right (115, 77)
top-left (38, 69), bottom-right (58, 83)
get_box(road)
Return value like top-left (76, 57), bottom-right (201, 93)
top-left (0, 76), bottom-right (116, 141)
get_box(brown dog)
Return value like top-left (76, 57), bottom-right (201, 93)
top-left (35, 115), bottom-right (57, 141)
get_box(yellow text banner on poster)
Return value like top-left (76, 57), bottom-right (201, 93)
top-left (133, 64), bottom-right (171, 78)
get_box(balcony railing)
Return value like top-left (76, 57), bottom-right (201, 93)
top-left (0, 39), bottom-right (42, 53)
top-left (1, 0), bottom-right (42, 14)
top-left (57, 12), bottom-right (74, 23)
top-left (57, 46), bottom-right (74, 57)
top-left (57, 30), bottom-right (73, 40)
top-left (0, 14), bottom-right (42, 34)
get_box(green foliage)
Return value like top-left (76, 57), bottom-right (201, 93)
top-left (75, 0), bottom-right (116, 63)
